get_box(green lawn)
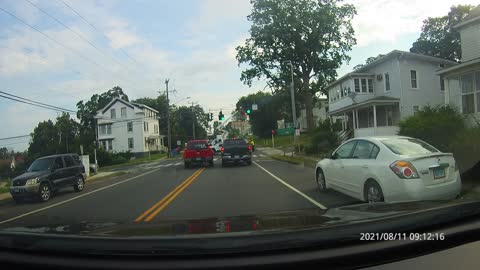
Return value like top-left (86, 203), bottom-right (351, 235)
top-left (99, 152), bottom-right (167, 171)
top-left (0, 180), bottom-right (10, 194)
top-left (255, 133), bottom-right (314, 148)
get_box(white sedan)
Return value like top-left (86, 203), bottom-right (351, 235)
top-left (315, 136), bottom-right (462, 203)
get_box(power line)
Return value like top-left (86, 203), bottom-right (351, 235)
top-left (0, 7), bottom-right (112, 72)
top-left (24, 0), bottom-right (131, 71)
top-left (0, 91), bottom-right (76, 113)
top-left (0, 140), bottom-right (31, 148)
top-left (0, 135), bottom-right (31, 141)
top-left (57, 0), bottom-right (140, 66)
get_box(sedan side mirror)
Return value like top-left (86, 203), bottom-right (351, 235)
top-left (330, 152), bottom-right (337, 160)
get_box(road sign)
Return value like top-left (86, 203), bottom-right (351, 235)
top-left (177, 140), bottom-right (181, 146)
top-left (252, 104), bottom-right (258, 111)
top-left (295, 128), bottom-right (300, 136)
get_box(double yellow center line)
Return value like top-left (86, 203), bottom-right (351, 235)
top-left (135, 168), bottom-right (205, 222)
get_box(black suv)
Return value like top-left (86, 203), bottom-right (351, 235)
top-left (10, 154), bottom-right (87, 203)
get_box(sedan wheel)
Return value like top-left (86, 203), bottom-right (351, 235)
top-left (74, 176), bottom-right (85, 192)
top-left (365, 182), bottom-right (384, 203)
top-left (39, 183), bottom-right (51, 202)
top-left (316, 169), bottom-right (327, 191)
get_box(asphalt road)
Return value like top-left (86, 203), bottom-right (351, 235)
top-left (0, 150), bottom-right (359, 228)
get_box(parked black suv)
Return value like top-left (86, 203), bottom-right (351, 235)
top-left (10, 154), bottom-right (87, 203)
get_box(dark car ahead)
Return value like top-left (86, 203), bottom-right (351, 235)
top-left (9, 154), bottom-right (87, 203)
top-left (221, 138), bottom-right (252, 167)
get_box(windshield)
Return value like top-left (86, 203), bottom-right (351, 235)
top-left (187, 142), bottom-right (208, 150)
top-left (27, 158), bottom-right (52, 172)
top-left (381, 138), bottom-right (440, 155)
top-left (0, 0), bottom-right (479, 257)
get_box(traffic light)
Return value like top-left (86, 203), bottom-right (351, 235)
top-left (246, 109), bottom-right (251, 114)
top-left (218, 111), bottom-right (225, 120)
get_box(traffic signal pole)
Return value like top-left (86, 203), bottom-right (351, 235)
top-left (165, 79), bottom-right (172, 158)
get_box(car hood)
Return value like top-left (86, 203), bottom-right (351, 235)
top-left (12, 171), bottom-right (49, 181)
top-left (0, 200), bottom-right (470, 237)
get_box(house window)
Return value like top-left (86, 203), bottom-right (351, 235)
top-left (110, 109), bottom-right (116, 119)
top-left (367, 79), bottom-right (374, 93)
top-left (410, 70), bottom-right (418, 89)
top-left (461, 73), bottom-right (474, 114)
top-left (107, 124), bottom-right (112, 135)
top-left (106, 140), bottom-right (112, 151)
top-left (354, 79), bottom-right (360, 92)
top-left (413, 106), bottom-right (419, 115)
top-left (385, 73), bottom-right (390, 91)
top-left (440, 76), bottom-right (445, 91)
top-left (121, 107), bottom-right (127, 118)
top-left (99, 124), bottom-right (106, 135)
top-left (361, 78), bottom-right (367, 92)
top-left (128, 138), bottom-right (134, 149)
top-left (127, 122), bottom-right (133, 132)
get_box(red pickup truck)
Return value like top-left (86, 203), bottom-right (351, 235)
top-left (183, 140), bottom-right (214, 168)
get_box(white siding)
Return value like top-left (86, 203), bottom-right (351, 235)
top-left (460, 23), bottom-right (480, 62)
top-left (397, 58), bottom-right (446, 119)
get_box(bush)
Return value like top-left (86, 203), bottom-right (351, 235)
top-left (93, 149), bottom-right (131, 167)
top-left (398, 105), bottom-right (465, 152)
top-left (449, 127), bottom-right (480, 174)
top-left (308, 119), bottom-right (340, 154)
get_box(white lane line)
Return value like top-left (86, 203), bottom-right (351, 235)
top-left (174, 162), bottom-right (182, 166)
top-left (253, 155), bottom-right (258, 158)
top-left (259, 154), bottom-right (265, 157)
top-left (0, 168), bottom-right (162, 225)
top-left (164, 164), bottom-right (173, 167)
top-left (253, 161), bottom-right (327, 210)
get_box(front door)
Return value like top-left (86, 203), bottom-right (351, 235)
top-left (328, 140), bottom-right (357, 190)
top-left (343, 140), bottom-right (379, 197)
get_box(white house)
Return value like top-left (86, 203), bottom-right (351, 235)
top-left (95, 98), bottom-right (166, 156)
top-left (438, 5), bottom-right (480, 127)
top-left (296, 97), bottom-right (329, 132)
top-left (326, 50), bottom-right (456, 138)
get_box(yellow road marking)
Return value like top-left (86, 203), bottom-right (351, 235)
top-left (134, 168), bottom-right (204, 222)
top-left (144, 168), bottom-right (205, 222)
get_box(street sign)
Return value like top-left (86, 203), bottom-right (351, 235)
top-left (271, 129), bottom-right (276, 135)
top-left (252, 104), bottom-right (258, 111)
top-left (177, 140), bottom-right (181, 146)
top-left (295, 128), bottom-right (300, 136)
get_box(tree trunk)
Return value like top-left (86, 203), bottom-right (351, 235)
top-left (301, 74), bottom-right (315, 132)
top-left (303, 92), bottom-right (315, 132)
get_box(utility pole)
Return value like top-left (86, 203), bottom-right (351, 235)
top-left (188, 101), bottom-right (197, 140)
top-left (165, 79), bottom-right (172, 158)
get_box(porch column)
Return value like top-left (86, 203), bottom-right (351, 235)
top-left (373, 105), bottom-right (377, 135)
top-left (343, 113), bottom-right (346, 130)
top-left (352, 111), bottom-right (356, 130)
top-left (355, 110), bottom-right (359, 129)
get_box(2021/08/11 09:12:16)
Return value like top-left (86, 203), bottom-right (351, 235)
top-left (360, 232), bottom-right (446, 241)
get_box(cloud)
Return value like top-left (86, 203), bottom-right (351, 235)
top-left (345, 0), bottom-right (480, 47)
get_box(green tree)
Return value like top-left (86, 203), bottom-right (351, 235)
top-left (236, 0), bottom-right (356, 131)
top-left (76, 86), bottom-right (129, 146)
top-left (55, 113), bottom-right (81, 153)
top-left (410, 5), bottom-right (474, 62)
top-left (28, 120), bottom-right (59, 159)
top-left (236, 91), bottom-right (288, 138)
top-left (171, 105), bottom-right (209, 143)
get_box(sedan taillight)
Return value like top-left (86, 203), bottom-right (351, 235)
top-left (221, 147), bottom-right (224, 153)
top-left (390, 161), bottom-right (419, 179)
top-left (248, 145), bottom-right (252, 151)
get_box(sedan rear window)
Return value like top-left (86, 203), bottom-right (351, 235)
top-left (187, 142), bottom-right (208, 150)
top-left (380, 138), bottom-right (439, 155)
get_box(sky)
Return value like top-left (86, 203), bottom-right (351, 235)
top-left (0, 0), bottom-right (478, 152)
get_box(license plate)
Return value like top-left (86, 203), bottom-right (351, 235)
top-left (433, 167), bottom-right (445, 179)
top-left (196, 157), bottom-right (201, 161)
top-left (234, 155), bottom-right (240, 159)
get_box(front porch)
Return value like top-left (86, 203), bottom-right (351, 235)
top-left (329, 96), bottom-right (401, 139)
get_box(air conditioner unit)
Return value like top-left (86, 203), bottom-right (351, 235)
top-left (376, 74), bottom-right (383, 81)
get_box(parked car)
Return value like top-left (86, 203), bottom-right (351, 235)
top-left (315, 136), bottom-right (461, 203)
top-left (183, 140), bottom-right (214, 168)
top-left (221, 138), bottom-right (252, 167)
top-left (9, 154), bottom-right (87, 203)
